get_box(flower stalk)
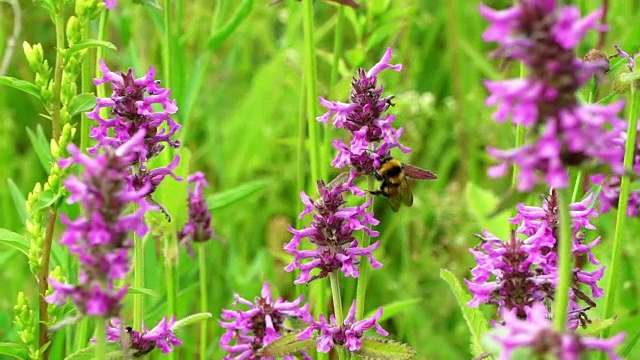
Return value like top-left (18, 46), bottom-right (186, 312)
top-left (355, 175), bottom-right (375, 320)
top-left (601, 84), bottom-right (640, 337)
top-left (553, 187), bottom-right (573, 331)
top-left (302, 0), bottom-right (322, 183)
top-left (38, 208), bottom-right (58, 360)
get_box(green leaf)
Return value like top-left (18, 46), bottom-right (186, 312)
top-left (0, 342), bottom-right (28, 359)
top-left (26, 125), bottom-right (53, 173)
top-left (30, 189), bottom-right (62, 215)
top-left (465, 182), bottom-right (510, 240)
top-left (354, 337), bottom-right (417, 359)
top-left (207, 180), bottom-right (267, 210)
top-left (256, 331), bottom-right (315, 358)
top-left (64, 40), bottom-right (117, 58)
top-left (207, 0), bottom-right (254, 52)
top-left (440, 269), bottom-right (489, 356)
top-left (576, 317), bottom-right (617, 336)
top-left (128, 287), bottom-right (159, 298)
top-left (622, 331), bottom-right (640, 357)
top-left (67, 93), bottom-right (96, 117)
top-left (171, 312), bottom-right (213, 331)
top-left (0, 76), bottom-right (41, 101)
top-left (365, 298), bottom-right (422, 322)
top-left (64, 343), bottom-right (123, 360)
top-left (7, 179), bottom-right (27, 224)
top-left (0, 228), bottom-right (29, 256)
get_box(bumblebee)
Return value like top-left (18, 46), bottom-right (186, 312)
top-left (370, 157), bottom-right (437, 212)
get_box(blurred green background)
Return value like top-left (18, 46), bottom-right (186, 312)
top-left (1, 0), bottom-right (640, 358)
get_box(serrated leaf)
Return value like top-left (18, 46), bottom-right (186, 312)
top-left (0, 76), bottom-right (42, 101)
top-left (67, 93), bottom-right (96, 117)
top-left (256, 331), bottom-right (315, 357)
top-left (465, 182), bottom-right (510, 240)
top-left (207, 180), bottom-right (267, 210)
top-left (170, 312), bottom-right (212, 331)
top-left (365, 298), bottom-right (422, 322)
top-left (440, 269), bottom-right (489, 356)
top-left (128, 287), bottom-right (159, 298)
top-left (0, 342), bottom-right (28, 359)
top-left (64, 40), bottom-right (117, 58)
top-left (354, 337), bottom-right (417, 359)
top-left (7, 179), bottom-right (27, 224)
top-left (26, 125), bottom-right (52, 173)
top-left (63, 343), bottom-right (123, 360)
top-left (0, 228), bottom-right (29, 256)
top-left (576, 317), bottom-right (617, 336)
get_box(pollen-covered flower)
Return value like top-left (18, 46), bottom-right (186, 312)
top-left (297, 300), bottom-right (388, 352)
top-left (219, 282), bottom-right (311, 360)
top-left (95, 316), bottom-right (182, 356)
top-left (178, 172), bottom-right (218, 257)
top-left (493, 303), bottom-right (624, 360)
top-left (318, 47), bottom-right (409, 174)
top-left (284, 171), bottom-right (382, 284)
top-left (466, 190), bottom-right (604, 328)
top-left (87, 60), bottom-right (182, 201)
top-left (46, 131), bottom-right (151, 317)
top-left (480, 0), bottom-right (627, 191)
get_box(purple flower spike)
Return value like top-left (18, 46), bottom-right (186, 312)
top-left (93, 316), bottom-right (182, 356)
top-left (494, 303), bottom-right (624, 360)
top-left (103, 0), bottom-right (116, 9)
top-left (480, 0), bottom-right (626, 191)
top-left (89, 60), bottom-right (180, 163)
top-left (318, 47), bottom-right (408, 175)
top-left (178, 171), bottom-right (219, 257)
top-left (219, 282), bottom-right (311, 360)
top-left (466, 190), bottom-right (605, 328)
top-left (284, 171), bottom-right (381, 284)
top-left (46, 131), bottom-right (151, 318)
top-left (298, 300), bottom-right (388, 352)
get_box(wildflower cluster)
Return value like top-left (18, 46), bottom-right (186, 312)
top-left (318, 47), bottom-right (408, 174)
top-left (178, 172), bottom-right (218, 257)
top-left (494, 303), bottom-right (625, 360)
top-left (466, 191), bottom-right (604, 328)
top-left (481, 0), bottom-right (627, 191)
top-left (88, 60), bottom-right (182, 204)
top-left (99, 316), bottom-right (182, 356)
top-left (298, 300), bottom-right (388, 352)
top-left (284, 171), bottom-right (381, 284)
top-left (219, 283), bottom-right (311, 359)
top-left (46, 132), bottom-right (151, 317)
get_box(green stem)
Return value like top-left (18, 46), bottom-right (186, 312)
top-left (95, 11), bottom-right (109, 109)
top-left (165, 238), bottom-right (178, 360)
top-left (133, 232), bottom-right (144, 330)
top-left (79, 21), bottom-right (92, 152)
top-left (38, 208), bottom-right (58, 360)
top-left (74, 318), bottom-right (89, 352)
top-left (355, 175), bottom-right (375, 320)
top-left (601, 85), bottom-right (639, 338)
top-left (570, 172), bottom-right (583, 203)
top-left (302, 0), bottom-right (321, 183)
top-left (50, 4), bottom-right (65, 140)
top-left (329, 272), bottom-right (345, 360)
top-left (163, 0), bottom-right (173, 87)
top-left (552, 188), bottom-right (573, 331)
top-left (94, 318), bottom-right (106, 360)
top-left (198, 244), bottom-right (208, 360)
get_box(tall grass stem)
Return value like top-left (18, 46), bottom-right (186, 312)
top-left (355, 175), bottom-right (375, 320)
top-left (601, 85), bottom-right (639, 339)
top-left (199, 244), bottom-right (209, 360)
top-left (552, 188), bottom-right (573, 331)
top-left (302, 0), bottom-right (321, 183)
top-left (329, 272), bottom-right (345, 360)
top-left (94, 318), bottom-right (106, 360)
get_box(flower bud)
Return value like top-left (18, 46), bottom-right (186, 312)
top-left (22, 42), bottom-right (44, 68)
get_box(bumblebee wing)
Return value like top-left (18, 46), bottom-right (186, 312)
top-left (389, 194), bottom-right (402, 212)
top-left (398, 178), bottom-right (414, 207)
top-left (403, 164), bottom-right (438, 180)
top-left (327, 171), bottom-right (351, 189)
